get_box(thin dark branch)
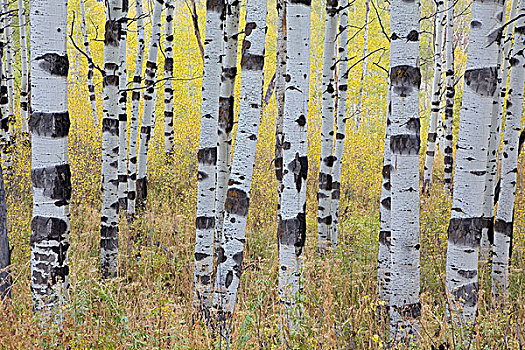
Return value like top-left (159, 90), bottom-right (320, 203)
top-left (69, 11), bottom-right (105, 77)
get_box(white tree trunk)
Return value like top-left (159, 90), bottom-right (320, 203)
top-left (135, 0), bottom-right (163, 209)
top-left (215, 0), bottom-right (241, 255)
top-left (29, 0), bottom-right (71, 312)
top-left (213, 0), bottom-right (267, 319)
top-left (163, 0), bottom-right (175, 155)
top-left (317, 0), bottom-right (338, 253)
top-left (193, 0), bottom-right (225, 315)
top-left (445, 0), bottom-right (503, 325)
top-left (4, 0), bottom-right (14, 137)
top-left (422, 0), bottom-right (445, 194)
top-left (100, 0), bottom-right (122, 278)
top-left (355, 0), bottom-right (370, 129)
top-left (80, 0), bottom-right (98, 124)
top-left (0, 22), bottom-right (8, 157)
top-left (279, 0), bottom-right (311, 318)
top-left (117, 0), bottom-right (129, 211)
top-left (491, 0), bottom-right (525, 299)
top-left (127, 0), bottom-right (145, 217)
top-left (388, 0), bottom-right (421, 341)
top-left (17, 0), bottom-right (29, 137)
top-left (330, 0), bottom-right (349, 249)
top-left (443, 0), bottom-right (455, 191)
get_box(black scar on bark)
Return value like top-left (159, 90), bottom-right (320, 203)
top-left (482, 217), bottom-right (494, 245)
top-left (196, 216), bottom-right (215, 230)
top-left (222, 67), bottom-right (237, 80)
top-left (379, 230), bottom-right (391, 246)
top-left (219, 96), bottom-right (234, 134)
top-left (457, 269), bottom-right (477, 279)
top-left (427, 132), bottom-right (437, 142)
top-left (102, 118), bottom-right (119, 136)
top-left (447, 217), bottom-right (483, 246)
top-left (194, 252), bottom-right (209, 261)
top-left (241, 53), bottom-right (264, 71)
top-left (390, 65), bottom-right (421, 97)
top-left (318, 172), bottom-right (332, 191)
top-left (136, 177), bottom-right (148, 208)
top-left (317, 215), bottom-right (332, 225)
top-left (232, 251), bottom-right (243, 278)
top-left (275, 156), bottom-right (283, 182)
top-left (518, 129), bottom-right (525, 155)
top-left (464, 67), bottom-right (498, 97)
top-left (35, 53), bottom-right (69, 77)
top-left (494, 219), bottom-right (513, 238)
top-left (331, 182), bottom-right (340, 200)
top-left (287, 154), bottom-right (308, 193)
top-left (224, 188), bottom-right (249, 216)
top-left (393, 301), bottom-right (421, 320)
top-left (406, 30), bottom-right (419, 42)
top-left (323, 155), bottom-right (336, 167)
top-left (278, 213), bottom-right (306, 251)
top-left (390, 134), bottom-right (420, 155)
top-left (451, 282), bottom-right (478, 308)
top-left (30, 216), bottom-right (68, 245)
top-left (164, 57), bottom-right (173, 73)
top-left (104, 19), bottom-right (121, 47)
top-left (381, 197), bottom-right (391, 211)
top-left (290, 0), bottom-right (312, 5)
top-left (30, 112), bottom-right (70, 137)
top-left (216, 246), bottom-right (227, 264)
top-left (31, 164), bottom-right (72, 201)
top-left (225, 270), bottom-right (233, 288)
top-left (198, 147), bottom-right (217, 166)
top-left (207, 0), bottom-right (226, 13)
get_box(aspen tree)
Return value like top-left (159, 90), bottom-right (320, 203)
top-left (388, 0), bottom-right (421, 340)
top-left (30, 0), bottom-right (71, 311)
top-left (80, 0), bottom-right (99, 124)
top-left (117, 0), bottom-right (129, 210)
top-left (443, 0), bottom-right (455, 191)
top-left (17, 0), bottom-right (29, 137)
top-left (355, 0), bottom-right (370, 129)
top-left (445, 0), bottom-right (503, 324)
top-left (164, 0), bottom-right (175, 155)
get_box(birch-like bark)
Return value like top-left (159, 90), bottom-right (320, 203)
top-left (0, 22), bottom-right (8, 158)
top-left (127, 0), bottom-right (145, 217)
top-left (100, 0), bottom-right (122, 278)
top-left (30, 0), bottom-right (71, 312)
top-left (213, 0), bottom-right (267, 319)
top-left (4, 0), bottom-right (14, 136)
top-left (445, 0), bottom-right (503, 325)
top-left (443, 0), bottom-right (455, 191)
top-left (377, 90), bottom-right (391, 318)
top-left (0, 164), bottom-right (9, 301)
top-left (17, 0), bottom-right (29, 137)
top-left (279, 0), bottom-right (311, 317)
top-left (135, 0), bottom-right (163, 209)
top-left (330, 0), bottom-right (349, 249)
top-left (491, 0), bottom-right (525, 299)
top-left (355, 0), bottom-right (370, 129)
top-left (388, 0), bottom-right (421, 341)
top-left (117, 0), bottom-right (129, 211)
top-left (193, 0), bottom-right (225, 315)
top-left (422, 0), bottom-right (445, 194)
top-left (163, 0), bottom-right (175, 155)
top-left (80, 0), bottom-right (98, 124)
top-left (215, 0), bottom-right (241, 253)
top-left (317, 0), bottom-right (338, 253)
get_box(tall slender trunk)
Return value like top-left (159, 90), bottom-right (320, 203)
top-left (388, 0), bottom-right (421, 341)
top-left (100, 0), bottom-right (122, 279)
top-left (0, 164), bottom-right (9, 302)
top-left (80, 0), bottom-right (98, 124)
top-left (0, 19), bottom-right (8, 160)
top-left (422, 0), bottom-right (445, 194)
top-left (317, 0), bottom-right (338, 253)
top-left (445, 0), bottom-right (503, 325)
top-left (355, 0), bottom-right (370, 129)
top-left (17, 0), bottom-right (29, 138)
top-left (278, 0), bottom-right (311, 318)
top-left (330, 0), bottom-right (349, 250)
top-left (491, 0), bottom-right (525, 299)
top-left (215, 0), bottom-right (241, 255)
top-left (377, 90), bottom-right (391, 318)
top-left (163, 0), bottom-right (175, 155)
top-left (135, 0), bottom-right (163, 209)
top-left (127, 0), bottom-right (146, 217)
top-left (30, 0), bottom-right (71, 312)
top-left (3, 0), bottom-right (13, 140)
top-left (117, 0), bottom-right (129, 211)
top-left (193, 0), bottom-right (225, 315)
top-left (213, 0), bottom-right (267, 320)
top-left (443, 0), bottom-right (455, 191)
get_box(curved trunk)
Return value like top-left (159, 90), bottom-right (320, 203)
top-left (215, 0), bottom-right (241, 256)
top-left (491, 0), bottom-right (525, 299)
top-left (446, 0), bottom-right (503, 325)
top-left (388, 0), bottom-right (421, 341)
top-left (193, 0), bottom-right (225, 315)
top-left (317, 0), bottom-right (338, 254)
top-left (213, 0), bottom-right (267, 319)
top-left (117, 0), bottom-right (129, 211)
top-left (127, 0), bottom-right (145, 217)
top-left (135, 0), bottom-right (163, 209)
top-left (17, 0), bottom-right (29, 137)
top-left (164, 0), bottom-right (175, 155)
top-left (278, 0), bottom-right (311, 319)
top-left (80, 0), bottom-right (99, 124)
top-left (30, 0), bottom-right (71, 311)
top-left (422, 0), bottom-right (445, 194)
top-left (330, 0), bottom-right (349, 249)
top-left (443, 0), bottom-right (455, 191)
top-left (100, 0), bottom-right (122, 278)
